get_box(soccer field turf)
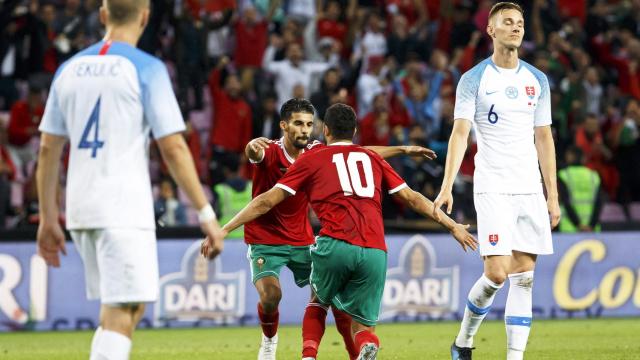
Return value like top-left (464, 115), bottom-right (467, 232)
top-left (1, 319), bottom-right (638, 359)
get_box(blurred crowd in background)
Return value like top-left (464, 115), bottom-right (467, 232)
top-left (1, 0), bottom-right (640, 232)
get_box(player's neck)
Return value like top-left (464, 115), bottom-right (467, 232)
top-left (491, 48), bottom-right (519, 69)
top-left (103, 26), bottom-right (142, 47)
top-left (327, 139), bottom-right (353, 145)
top-left (283, 137), bottom-right (304, 159)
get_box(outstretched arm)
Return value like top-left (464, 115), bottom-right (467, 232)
top-left (393, 187), bottom-right (478, 252)
top-left (365, 145), bottom-right (436, 160)
top-left (221, 187), bottom-right (290, 235)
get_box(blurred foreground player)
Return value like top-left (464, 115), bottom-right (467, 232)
top-left (36, 0), bottom-right (224, 359)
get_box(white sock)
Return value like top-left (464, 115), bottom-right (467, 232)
top-left (90, 326), bottom-right (103, 355)
top-left (505, 271), bottom-right (534, 359)
top-left (455, 274), bottom-right (503, 348)
top-left (90, 330), bottom-right (132, 360)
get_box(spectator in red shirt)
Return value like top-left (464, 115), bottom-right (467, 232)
top-left (208, 57), bottom-right (252, 185)
top-left (360, 93), bottom-right (393, 146)
top-left (0, 126), bottom-right (16, 229)
top-left (317, 1), bottom-right (349, 50)
top-left (7, 85), bottom-right (44, 178)
top-left (40, 3), bottom-right (59, 74)
top-left (234, 4), bottom-right (278, 69)
top-left (575, 113), bottom-right (618, 198)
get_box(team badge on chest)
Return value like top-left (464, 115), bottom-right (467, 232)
top-left (505, 86), bottom-right (518, 99)
top-left (525, 86), bottom-right (536, 99)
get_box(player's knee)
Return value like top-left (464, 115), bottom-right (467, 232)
top-left (485, 270), bottom-right (508, 285)
top-left (131, 303), bottom-right (146, 324)
top-left (102, 304), bottom-right (139, 336)
top-left (259, 284), bottom-right (282, 311)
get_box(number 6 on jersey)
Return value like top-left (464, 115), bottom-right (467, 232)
top-left (79, 97), bottom-right (105, 158)
top-left (332, 152), bottom-right (374, 198)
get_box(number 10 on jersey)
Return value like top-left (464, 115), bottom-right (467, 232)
top-left (332, 152), bottom-right (375, 198)
top-left (79, 97), bottom-right (105, 158)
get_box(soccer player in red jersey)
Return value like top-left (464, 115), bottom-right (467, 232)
top-left (205, 103), bottom-right (477, 359)
top-left (238, 98), bottom-right (435, 360)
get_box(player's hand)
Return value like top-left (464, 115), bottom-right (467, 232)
top-left (547, 196), bottom-right (561, 229)
top-left (200, 220), bottom-right (225, 260)
top-left (36, 220), bottom-right (66, 267)
top-left (404, 145), bottom-right (437, 160)
top-left (450, 223), bottom-right (478, 252)
top-left (249, 137), bottom-right (271, 153)
top-left (432, 189), bottom-right (453, 222)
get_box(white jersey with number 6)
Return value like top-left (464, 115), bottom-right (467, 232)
top-left (454, 57), bottom-right (552, 194)
top-left (39, 41), bottom-right (185, 230)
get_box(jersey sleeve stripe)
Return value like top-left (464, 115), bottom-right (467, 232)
top-left (388, 183), bottom-right (408, 194)
top-left (275, 183), bottom-right (296, 195)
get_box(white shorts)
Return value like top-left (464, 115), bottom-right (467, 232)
top-left (70, 228), bottom-right (159, 304)
top-left (474, 193), bottom-right (553, 256)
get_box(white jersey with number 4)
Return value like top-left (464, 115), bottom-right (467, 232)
top-left (39, 41), bottom-right (185, 230)
top-left (454, 57), bottom-right (551, 194)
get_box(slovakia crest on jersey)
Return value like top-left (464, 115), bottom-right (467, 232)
top-left (525, 86), bottom-right (536, 99)
top-left (489, 234), bottom-right (499, 246)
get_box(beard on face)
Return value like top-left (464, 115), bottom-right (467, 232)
top-left (292, 136), bottom-right (309, 149)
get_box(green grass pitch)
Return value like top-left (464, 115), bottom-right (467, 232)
top-left (1, 319), bottom-right (638, 359)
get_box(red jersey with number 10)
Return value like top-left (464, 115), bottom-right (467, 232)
top-left (276, 143), bottom-right (407, 251)
top-left (244, 138), bottom-right (321, 246)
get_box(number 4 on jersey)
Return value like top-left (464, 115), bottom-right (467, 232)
top-left (79, 97), bottom-right (105, 158)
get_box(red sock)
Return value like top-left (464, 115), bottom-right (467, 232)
top-left (331, 307), bottom-right (359, 360)
top-left (354, 330), bottom-right (379, 353)
top-left (301, 303), bottom-right (328, 358)
top-left (257, 303), bottom-right (279, 338)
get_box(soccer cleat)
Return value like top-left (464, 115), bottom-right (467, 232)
top-left (450, 341), bottom-right (474, 360)
top-left (356, 343), bottom-right (378, 360)
top-left (258, 333), bottom-right (278, 360)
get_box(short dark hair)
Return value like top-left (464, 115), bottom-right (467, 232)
top-left (488, 2), bottom-right (524, 21)
top-left (106, 0), bottom-right (149, 26)
top-left (280, 98), bottom-right (315, 121)
top-left (324, 103), bottom-right (356, 140)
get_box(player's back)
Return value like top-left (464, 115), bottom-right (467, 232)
top-left (40, 41), bottom-right (184, 230)
top-left (276, 143), bottom-right (407, 251)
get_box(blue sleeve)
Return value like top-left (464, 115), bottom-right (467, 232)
top-left (39, 82), bottom-right (68, 137)
top-left (453, 68), bottom-right (482, 122)
top-left (140, 60), bottom-right (186, 138)
top-left (534, 72), bottom-right (552, 127)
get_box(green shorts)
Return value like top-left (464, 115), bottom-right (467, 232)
top-left (247, 244), bottom-right (312, 287)
top-left (310, 236), bottom-right (387, 327)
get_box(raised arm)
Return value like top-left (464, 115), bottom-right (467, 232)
top-left (393, 187), bottom-right (478, 252)
top-left (432, 119), bottom-right (472, 219)
top-left (365, 145), bottom-right (436, 160)
top-left (156, 133), bottom-right (225, 257)
top-left (36, 133), bottom-right (67, 267)
top-left (534, 125), bottom-right (561, 228)
top-left (219, 186), bottom-right (290, 236)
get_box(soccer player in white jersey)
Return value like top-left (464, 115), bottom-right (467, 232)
top-left (432, 3), bottom-right (561, 360)
top-left (36, 1), bottom-right (225, 359)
